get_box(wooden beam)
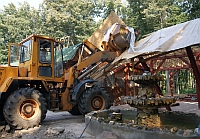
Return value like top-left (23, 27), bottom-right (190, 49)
top-left (169, 70), bottom-right (179, 96)
top-left (179, 57), bottom-right (190, 66)
top-left (152, 59), bottom-right (165, 74)
top-left (186, 46), bottom-right (200, 108)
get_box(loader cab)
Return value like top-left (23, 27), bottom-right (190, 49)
top-left (9, 35), bottom-right (65, 81)
top-left (37, 38), bottom-right (64, 79)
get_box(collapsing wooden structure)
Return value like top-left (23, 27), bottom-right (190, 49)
top-left (72, 11), bottom-right (200, 109)
top-left (113, 18), bottom-right (200, 108)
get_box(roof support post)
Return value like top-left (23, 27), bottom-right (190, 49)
top-left (186, 46), bottom-right (200, 108)
top-left (125, 71), bottom-right (129, 96)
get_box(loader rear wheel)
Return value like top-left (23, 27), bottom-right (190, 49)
top-left (68, 105), bottom-right (81, 115)
top-left (78, 85), bottom-right (111, 115)
top-left (3, 88), bottom-right (47, 130)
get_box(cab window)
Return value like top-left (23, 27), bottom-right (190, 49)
top-left (39, 39), bottom-right (52, 63)
top-left (54, 42), bottom-right (64, 77)
top-left (10, 45), bottom-right (20, 66)
top-left (20, 39), bottom-right (32, 63)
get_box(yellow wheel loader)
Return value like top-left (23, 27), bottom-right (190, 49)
top-left (0, 21), bottom-right (136, 130)
top-left (0, 33), bottom-right (122, 129)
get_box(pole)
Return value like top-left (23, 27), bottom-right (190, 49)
top-left (186, 46), bottom-right (200, 108)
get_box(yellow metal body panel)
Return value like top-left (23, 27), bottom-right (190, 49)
top-left (0, 66), bottom-right (18, 92)
top-left (77, 51), bottom-right (117, 70)
top-left (0, 77), bottom-right (14, 93)
top-left (18, 67), bottom-right (28, 77)
top-left (61, 88), bottom-right (73, 110)
top-left (0, 76), bottom-right (52, 93)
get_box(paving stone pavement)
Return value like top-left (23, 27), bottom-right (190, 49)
top-left (159, 101), bottom-right (200, 115)
top-left (111, 101), bottom-right (200, 115)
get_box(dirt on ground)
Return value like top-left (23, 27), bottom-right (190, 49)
top-left (0, 104), bottom-right (134, 139)
top-left (0, 110), bottom-right (95, 139)
top-left (1, 102), bottom-right (199, 139)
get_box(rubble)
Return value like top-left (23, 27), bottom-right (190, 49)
top-left (44, 127), bottom-right (65, 136)
top-left (85, 72), bottom-right (200, 139)
top-left (85, 109), bottom-right (200, 139)
top-left (0, 111), bottom-right (95, 139)
top-left (183, 129), bottom-right (194, 137)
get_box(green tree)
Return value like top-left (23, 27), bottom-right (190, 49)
top-left (0, 0), bottom-right (199, 65)
top-left (40, 0), bottom-right (97, 44)
top-left (164, 0), bottom-right (188, 26)
top-left (124, 0), bottom-right (189, 36)
top-left (0, 2), bottom-right (41, 64)
top-left (125, 0), bottom-right (150, 35)
top-left (183, 0), bottom-right (200, 19)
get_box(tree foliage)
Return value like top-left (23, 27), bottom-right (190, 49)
top-left (0, 0), bottom-right (199, 94)
top-left (0, 0), bottom-right (199, 64)
top-left (38, 0), bottom-right (97, 44)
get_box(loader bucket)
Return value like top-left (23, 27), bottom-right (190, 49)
top-left (108, 24), bottom-right (130, 51)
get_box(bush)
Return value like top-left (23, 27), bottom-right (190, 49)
top-left (180, 88), bottom-right (196, 94)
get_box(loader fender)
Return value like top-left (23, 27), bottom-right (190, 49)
top-left (71, 79), bottom-right (97, 104)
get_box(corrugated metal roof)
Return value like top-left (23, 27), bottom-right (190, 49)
top-left (113, 18), bottom-right (200, 63)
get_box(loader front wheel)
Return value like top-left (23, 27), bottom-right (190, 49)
top-left (3, 88), bottom-right (47, 130)
top-left (78, 85), bottom-right (111, 115)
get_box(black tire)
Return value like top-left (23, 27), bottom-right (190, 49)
top-left (78, 85), bottom-right (111, 115)
top-left (68, 105), bottom-right (82, 115)
top-left (3, 88), bottom-right (47, 130)
top-left (0, 99), bottom-right (5, 122)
